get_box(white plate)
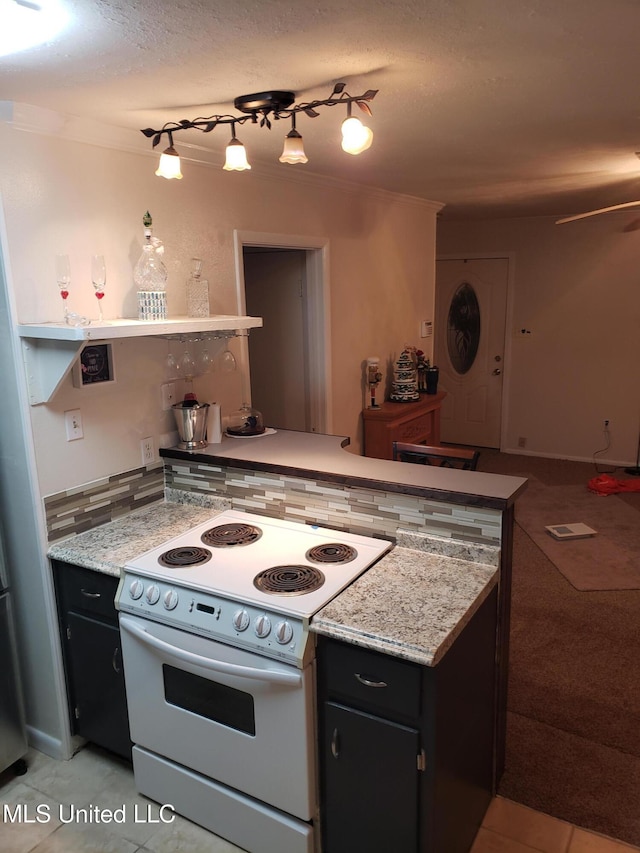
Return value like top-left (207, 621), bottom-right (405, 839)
top-left (225, 427), bottom-right (277, 439)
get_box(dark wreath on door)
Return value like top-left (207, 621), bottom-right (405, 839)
top-left (447, 282), bottom-right (481, 374)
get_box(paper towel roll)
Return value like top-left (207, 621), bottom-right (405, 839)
top-left (207, 403), bottom-right (222, 444)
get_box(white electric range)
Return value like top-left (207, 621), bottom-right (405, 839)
top-left (115, 508), bottom-right (393, 853)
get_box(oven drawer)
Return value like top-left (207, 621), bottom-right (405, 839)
top-left (320, 639), bottom-right (422, 720)
top-left (133, 746), bottom-right (314, 853)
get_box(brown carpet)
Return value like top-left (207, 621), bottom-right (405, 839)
top-left (515, 477), bottom-right (640, 590)
top-left (476, 451), bottom-right (640, 847)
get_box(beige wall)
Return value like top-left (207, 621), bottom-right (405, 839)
top-left (438, 215), bottom-right (640, 465)
top-left (0, 115), bottom-right (440, 497)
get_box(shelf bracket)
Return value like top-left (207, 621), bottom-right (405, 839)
top-left (21, 337), bottom-right (82, 405)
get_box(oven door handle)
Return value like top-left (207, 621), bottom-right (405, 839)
top-left (119, 616), bottom-right (302, 686)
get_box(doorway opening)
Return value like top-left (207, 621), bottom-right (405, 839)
top-left (233, 231), bottom-right (331, 434)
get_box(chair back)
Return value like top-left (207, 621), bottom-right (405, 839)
top-left (392, 442), bottom-right (480, 471)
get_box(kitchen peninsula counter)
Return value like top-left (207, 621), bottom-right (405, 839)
top-left (47, 499), bottom-right (496, 667)
top-left (160, 428), bottom-right (526, 510)
top-left (49, 426), bottom-right (520, 798)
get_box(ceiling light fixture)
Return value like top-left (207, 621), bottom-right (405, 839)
top-left (154, 133), bottom-right (183, 179)
top-left (279, 113), bottom-right (308, 165)
top-left (341, 102), bottom-right (374, 155)
top-left (223, 123), bottom-right (251, 172)
top-left (1, 0), bottom-right (68, 57)
top-left (141, 82), bottom-right (377, 178)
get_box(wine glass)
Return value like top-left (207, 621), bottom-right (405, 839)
top-left (220, 334), bottom-right (237, 372)
top-left (179, 338), bottom-right (196, 378)
top-left (198, 336), bottom-right (215, 374)
top-left (165, 338), bottom-right (181, 380)
top-left (55, 254), bottom-right (71, 322)
top-left (91, 255), bottom-right (106, 322)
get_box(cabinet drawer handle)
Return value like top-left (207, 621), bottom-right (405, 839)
top-left (331, 727), bottom-right (340, 759)
top-left (354, 672), bottom-right (388, 688)
top-left (80, 589), bottom-right (101, 599)
top-left (112, 646), bottom-right (121, 674)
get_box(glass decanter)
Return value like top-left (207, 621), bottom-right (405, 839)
top-left (134, 211), bottom-right (168, 320)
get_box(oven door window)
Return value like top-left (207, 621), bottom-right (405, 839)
top-left (163, 664), bottom-right (256, 736)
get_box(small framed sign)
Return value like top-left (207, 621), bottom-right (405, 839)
top-left (73, 342), bottom-right (116, 389)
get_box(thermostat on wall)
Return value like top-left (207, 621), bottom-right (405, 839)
top-left (545, 523), bottom-right (597, 540)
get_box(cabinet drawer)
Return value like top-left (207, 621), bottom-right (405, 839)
top-left (53, 561), bottom-right (118, 623)
top-left (396, 412), bottom-right (433, 443)
top-left (320, 640), bottom-right (421, 720)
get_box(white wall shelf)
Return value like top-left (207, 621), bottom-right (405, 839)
top-left (18, 315), bottom-right (262, 404)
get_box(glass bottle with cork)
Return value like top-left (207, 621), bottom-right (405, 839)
top-left (134, 211), bottom-right (168, 320)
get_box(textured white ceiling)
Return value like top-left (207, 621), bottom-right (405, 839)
top-left (3, 0), bottom-right (640, 219)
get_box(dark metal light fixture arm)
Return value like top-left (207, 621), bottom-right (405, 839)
top-left (141, 85), bottom-right (378, 148)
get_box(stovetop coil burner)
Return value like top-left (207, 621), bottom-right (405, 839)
top-left (201, 522), bottom-right (262, 547)
top-left (306, 543), bottom-right (357, 564)
top-left (158, 546), bottom-right (212, 568)
top-left (253, 565), bottom-right (325, 596)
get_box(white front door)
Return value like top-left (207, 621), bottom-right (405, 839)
top-left (435, 258), bottom-right (509, 448)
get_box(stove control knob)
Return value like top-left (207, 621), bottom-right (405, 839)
top-left (129, 579), bottom-right (144, 600)
top-left (145, 584), bottom-right (160, 606)
top-left (254, 614), bottom-right (271, 639)
top-left (163, 589), bottom-right (179, 611)
top-left (275, 620), bottom-right (294, 645)
top-left (233, 609), bottom-right (250, 632)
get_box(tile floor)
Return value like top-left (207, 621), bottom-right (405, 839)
top-left (1, 745), bottom-right (639, 853)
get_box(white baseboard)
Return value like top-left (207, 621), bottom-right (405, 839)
top-left (500, 447), bottom-right (634, 467)
top-left (26, 726), bottom-right (68, 761)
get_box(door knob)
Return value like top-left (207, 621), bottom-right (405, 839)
top-left (492, 368), bottom-right (502, 376)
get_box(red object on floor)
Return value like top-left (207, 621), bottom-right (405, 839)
top-left (587, 474), bottom-right (640, 495)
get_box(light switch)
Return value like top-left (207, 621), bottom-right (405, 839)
top-left (64, 409), bottom-right (83, 441)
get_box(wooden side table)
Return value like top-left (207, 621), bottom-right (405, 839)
top-left (362, 393), bottom-right (446, 459)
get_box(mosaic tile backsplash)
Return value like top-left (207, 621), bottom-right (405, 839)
top-left (44, 463), bottom-right (164, 541)
top-left (164, 460), bottom-right (503, 546)
top-left (45, 458), bottom-right (503, 546)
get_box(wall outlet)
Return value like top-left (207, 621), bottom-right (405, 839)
top-left (420, 320), bottom-right (433, 338)
top-left (517, 436), bottom-right (527, 448)
top-left (64, 409), bottom-right (83, 441)
top-left (161, 382), bottom-right (176, 411)
top-left (141, 436), bottom-right (155, 465)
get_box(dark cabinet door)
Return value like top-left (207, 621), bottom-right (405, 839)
top-left (321, 701), bottom-right (420, 853)
top-left (65, 611), bottom-right (131, 759)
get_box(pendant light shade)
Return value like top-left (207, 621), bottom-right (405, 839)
top-left (155, 146), bottom-right (183, 179)
top-left (341, 116), bottom-right (373, 155)
top-left (224, 136), bottom-right (251, 171)
top-left (279, 129), bottom-right (308, 164)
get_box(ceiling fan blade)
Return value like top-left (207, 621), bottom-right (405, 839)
top-left (556, 200), bottom-right (640, 224)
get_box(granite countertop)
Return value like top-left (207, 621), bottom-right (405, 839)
top-left (310, 544), bottom-right (498, 667)
top-left (47, 496), bottom-right (230, 577)
top-left (48, 500), bottom-right (498, 668)
top-left (311, 531), bottom-right (500, 666)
